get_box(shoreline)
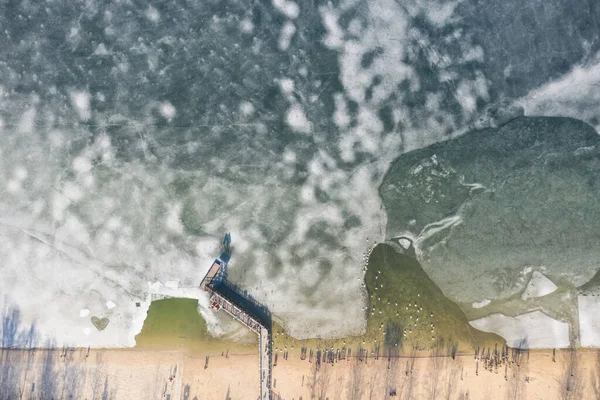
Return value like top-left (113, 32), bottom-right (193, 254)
top-left (2, 345), bottom-right (599, 399)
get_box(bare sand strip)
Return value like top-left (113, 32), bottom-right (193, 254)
top-left (0, 347), bottom-right (258, 399)
top-left (3, 346), bottom-right (600, 399)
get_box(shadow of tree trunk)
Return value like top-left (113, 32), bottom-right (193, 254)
top-left (558, 345), bottom-right (583, 400)
top-left (427, 340), bottom-right (447, 399)
top-left (346, 357), bottom-right (365, 400)
top-left (401, 347), bottom-right (417, 400)
top-left (592, 350), bottom-right (600, 400)
top-left (308, 360), bottom-right (331, 400)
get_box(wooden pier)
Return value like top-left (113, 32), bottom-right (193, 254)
top-left (200, 257), bottom-right (272, 400)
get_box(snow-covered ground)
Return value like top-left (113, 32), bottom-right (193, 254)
top-left (469, 311), bottom-right (570, 349)
top-left (521, 271), bottom-right (558, 301)
top-left (578, 295), bottom-right (600, 348)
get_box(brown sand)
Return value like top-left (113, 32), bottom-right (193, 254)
top-left (271, 349), bottom-right (600, 399)
top-left (5, 346), bottom-right (600, 399)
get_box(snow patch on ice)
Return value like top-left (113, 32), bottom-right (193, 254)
top-left (165, 203), bottom-right (184, 235)
top-left (146, 6), bottom-right (160, 22)
top-left (286, 104), bottom-right (311, 133)
top-left (80, 309), bottom-right (90, 317)
top-left (472, 299), bottom-right (491, 309)
top-left (159, 102), bottom-right (176, 120)
top-left (578, 295), bottom-right (600, 347)
top-left (520, 52), bottom-right (600, 132)
top-left (164, 280), bottom-right (180, 289)
top-left (106, 301), bottom-right (116, 309)
top-left (72, 156), bottom-right (92, 173)
top-left (14, 166), bottom-right (28, 181)
top-left (239, 18), bottom-right (254, 34)
top-left (239, 101), bottom-right (255, 117)
top-left (278, 22), bottom-right (296, 51)
top-left (469, 311), bottom-right (569, 349)
top-left (93, 43), bottom-right (109, 56)
top-left (18, 109), bottom-right (36, 134)
top-left (6, 179), bottom-right (21, 194)
top-left (398, 238), bottom-right (412, 250)
top-left (272, 0), bottom-right (300, 19)
top-left (279, 78), bottom-right (295, 95)
top-left (69, 91), bottom-right (92, 121)
top-left (521, 271), bottom-right (558, 301)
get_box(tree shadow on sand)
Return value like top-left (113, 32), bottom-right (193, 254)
top-left (558, 344), bottom-right (583, 400)
top-left (591, 350), bottom-right (600, 400)
top-left (0, 301), bottom-right (117, 399)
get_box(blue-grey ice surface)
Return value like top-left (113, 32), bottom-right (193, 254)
top-left (0, 0), bottom-right (599, 347)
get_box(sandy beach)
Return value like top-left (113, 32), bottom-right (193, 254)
top-left (3, 345), bottom-right (599, 399)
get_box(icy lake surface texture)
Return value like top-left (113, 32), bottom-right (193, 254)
top-left (1, 0), bottom-right (599, 348)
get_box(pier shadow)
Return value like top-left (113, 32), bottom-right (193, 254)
top-left (209, 279), bottom-right (272, 330)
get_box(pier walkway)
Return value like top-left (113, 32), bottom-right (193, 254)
top-left (199, 242), bottom-right (272, 400)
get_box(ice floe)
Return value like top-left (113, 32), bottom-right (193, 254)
top-left (521, 271), bottom-right (558, 300)
top-left (471, 299), bottom-right (491, 309)
top-left (578, 295), bottom-right (600, 347)
top-left (469, 311), bottom-right (569, 349)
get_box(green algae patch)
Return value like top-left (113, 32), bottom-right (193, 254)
top-left (134, 298), bottom-right (254, 354)
top-left (272, 243), bottom-right (504, 356)
top-left (364, 243), bottom-right (503, 351)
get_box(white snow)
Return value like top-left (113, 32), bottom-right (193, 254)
top-left (398, 238), bottom-right (412, 250)
top-left (333, 93), bottom-right (350, 129)
top-left (278, 21), bottom-right (296, 51)
top-left (285, 104), bottom-right (311, 133)
top-left (18, 108), bottom-right (36, 134)
top-left (79, 309), bottom-right (90, 317)
top-left (520, 52), bottom-right (600, 132)
top-left (164, 280), bottom-right (180, 289)
top-left (239, 18), bottom-right (254, 34)
top-left (469, 311), bottom-right (570, 349)
top-left (72, 156), bottom-right (92, 173)
top-left (578, 295), bottom-right (600, 347)
top-left (93, 43), bottom-right (109, 56)
top-left (14, 166), bottom-right (28, 181)
top-left (159, 102), bottom-right (176, 120)
top-left (272, 0), bottom-right (300, 19)
top-left (6, 179), bottom-right (21, 194)
top-left (106, 301), bottom-right (116, 309)
top-left (146, 6), bottom-right (160, 22)
top-left (239, 101), bottom-right (255, 116)
top-left (472, 299), bottom-right (491, 309)
top-left (278, 78), bottom-right (295, 95)
top-left (521, 271), bottom-right (558, 300)
top-left (165, 203), bottom-right (184, 235)
top-left (69, 91), bottom-right (92, 121)
top-left (282, 149), bottom-right (296, 164)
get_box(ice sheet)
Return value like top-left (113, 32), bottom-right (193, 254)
top-left (578, 295), bottom-right (600, 348)
top-left (469, 311), bottom-right (569, 349)
top-left (521, 271), bottom-right (558, 301)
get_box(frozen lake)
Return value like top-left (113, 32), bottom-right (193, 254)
top-left (0, 0), bottom-right (599, 348)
